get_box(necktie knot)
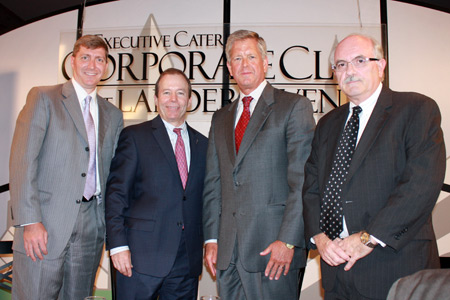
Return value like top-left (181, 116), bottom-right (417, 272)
top-left (84, 95), bottom-right (92, 110)
top-left (352, 106), bottom-right (362, 116)
top-left (242, 96), bottom-right (253, 109)
top-left (173, 128), bottom-right (182, 136)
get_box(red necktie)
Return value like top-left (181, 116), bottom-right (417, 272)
top-left (235, 96), bottom-right (253, 153)
top-left (173, 128), bottom-right (188, 189)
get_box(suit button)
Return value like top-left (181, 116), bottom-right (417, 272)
top-left (85, 147), bottom-right (89, 152)
top-left (81, 173), bottom-right (86, 177)
top-left (232, 212), bottom-right (236, 217)
top-left (183, 196), bottom-right (186, 201)
top-left (76, 199), bottom-right (81, 204)
top-left (235, 181), bottom-right (240, 186)
top-left (394, 235), bottom-right (400, 240)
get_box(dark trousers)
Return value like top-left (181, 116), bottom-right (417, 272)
top-left (116, 231), bottom-right (198, 300)
top-left (324, 264), bottom-right (384, 300)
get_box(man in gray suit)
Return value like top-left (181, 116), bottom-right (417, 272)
top-left (10, 35), bottom-right (123, 300)
top-left (203, 29), bottom-right (315, 299)
top-left (303, 34), bottom-right (445, 299)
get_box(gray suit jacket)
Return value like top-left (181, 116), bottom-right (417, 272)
top-left (303, 86), bottom-right (445, 298)
top-left (203, 83), bottom-right (315, 272)
top-left (10, 81), bottom-right (123, 259)
top-left (387, 269), bottom-right (450, 300)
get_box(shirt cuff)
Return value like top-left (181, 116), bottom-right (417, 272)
top-left (20, 222), bottom-right (39, 227)
top-left (371, 235), bottom-right (386, 247)
top-left (110, 246), bottom-right (130, 256)
top-left (205, 239), bottom-right (217, 244)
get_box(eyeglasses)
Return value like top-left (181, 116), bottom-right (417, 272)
top-left (332, 56), bottom-right (379, 72)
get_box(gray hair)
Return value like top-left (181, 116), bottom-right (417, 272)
top-left (225, 30), bottom-right (267, 61)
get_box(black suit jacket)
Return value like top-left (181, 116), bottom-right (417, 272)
top-left (105, 115), bottom-right (208, 277)
top-left (303, 86), bottom-right (445, 298)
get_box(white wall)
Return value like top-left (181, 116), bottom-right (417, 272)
top-left (1, 0), bottom-right (449, 299)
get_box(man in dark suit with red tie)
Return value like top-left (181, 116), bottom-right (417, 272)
top-left (303, 34), bottom-right (446, 299)
top-left (105, 68), bottom-right (208, 299)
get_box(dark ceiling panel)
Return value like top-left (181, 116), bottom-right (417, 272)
top-left (394, 0), bottom-right (450, 14)
top-left (0, 0), bottom-right (117, 36)
top-left (0, 0), bottom-right (448, 37)
top-left (1, 0), bottom-right (86, 21)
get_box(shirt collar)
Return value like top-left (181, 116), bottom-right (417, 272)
top-left (240, 80), bottom-right (267, 102)
top-left (349, 83), bottom-right (382, 112)
top-left (161, 118), bottom-right (187, 133)
top-left (72, 78), bottom-right (97, 107)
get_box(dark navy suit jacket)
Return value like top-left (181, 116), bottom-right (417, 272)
top-left (105, 115), bottom-right (208, 277)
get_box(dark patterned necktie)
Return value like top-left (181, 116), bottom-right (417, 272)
top-left (320, 106), bottom-right (362, 240)
top-left (235, 96), bottom-right (253, 154)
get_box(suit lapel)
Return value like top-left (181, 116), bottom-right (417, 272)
top-left (346, 87), bottom-right (392, 181)
top-left (235, 84), bottom-right (273, 166)
top-left (97, 96), bottom-right (111, 150)
top-left (185, 124), bottom-right (200, 191)
top-left (225, 100), bottom-right (239, 166)
top-left (152, 115), bottom-right (182, 186)
top-left (61, 81), bottom-right (88, 144)
top-left (324, 105), bottom-right (349, 176)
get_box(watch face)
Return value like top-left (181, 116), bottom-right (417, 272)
top-left (361, 232), bottom-right (370, 244)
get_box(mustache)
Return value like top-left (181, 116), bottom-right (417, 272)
top-left (343, 76), bottom-right (361, 84)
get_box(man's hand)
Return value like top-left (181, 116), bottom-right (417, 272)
top-left (204, 243), bottom-right (218, 277)
top-left (260, 240), bottom-right (294, 280)
top-left (338, 232), bottom-right (375, 271)
top-left (23, 223), bottom-right (48, 261)
top-left (111, 250), bottom-right (133, 277)
top-left (314, 233), bottom-right (350, 266)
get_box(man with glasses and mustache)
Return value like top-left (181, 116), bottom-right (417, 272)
top-left (303, 34), bottom-right (445, 300)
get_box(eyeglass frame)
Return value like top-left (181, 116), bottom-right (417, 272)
top-left (331, 56), bottom-right (380, 72)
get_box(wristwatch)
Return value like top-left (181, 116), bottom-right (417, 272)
top-left (285, 243), bottom-right (294, 249)
top-left (360, 231), bottom-right (377, 248)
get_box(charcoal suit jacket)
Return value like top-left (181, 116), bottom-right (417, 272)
top-left (303, 86), bottom-right (445, 299)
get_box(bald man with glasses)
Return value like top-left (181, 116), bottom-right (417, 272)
top-left (303, 34), bottom-right (445, 300)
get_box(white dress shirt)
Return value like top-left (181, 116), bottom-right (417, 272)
top-left (313, 83), bottom-right (386, 246)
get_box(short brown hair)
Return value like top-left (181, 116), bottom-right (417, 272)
top-left (73, 35), bottom-right (109, 58)
top-left (155, 68), bottom-right (192, 98)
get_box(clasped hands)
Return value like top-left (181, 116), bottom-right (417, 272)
top-left (314, 232), bottom-right (374, 271)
